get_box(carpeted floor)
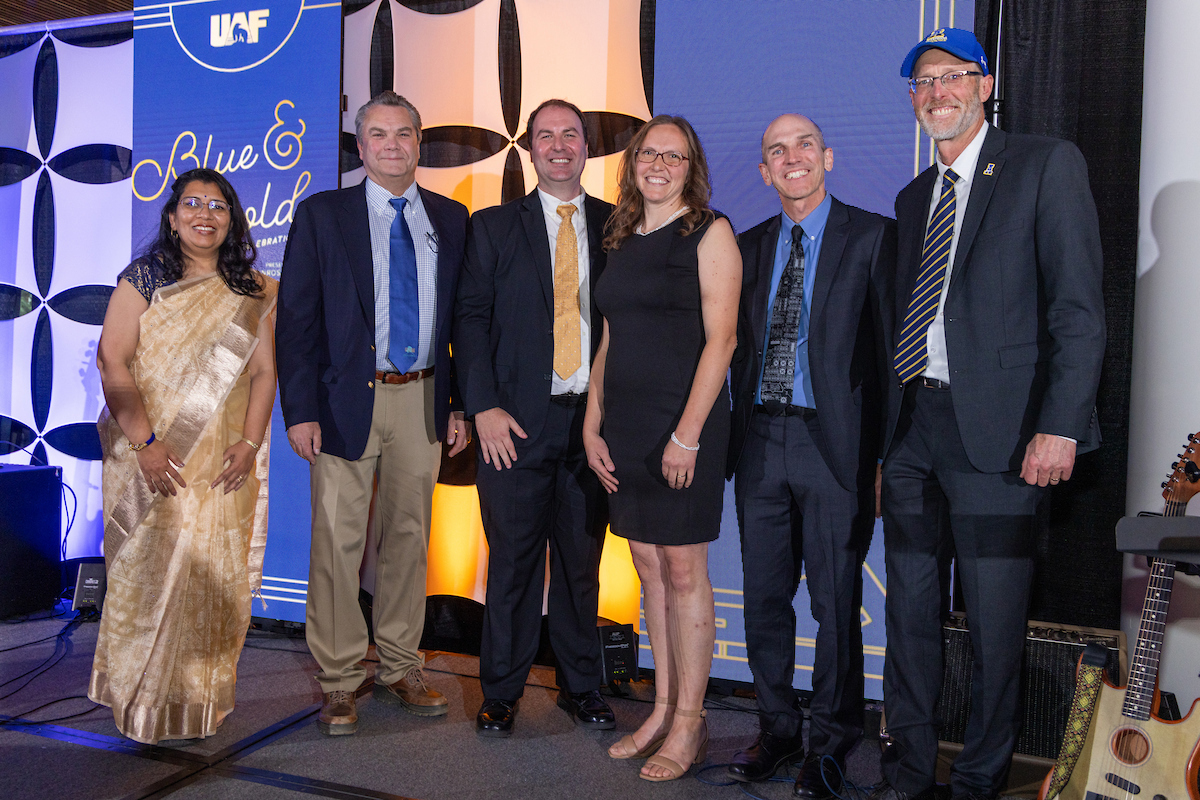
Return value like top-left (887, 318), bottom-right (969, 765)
top-left (0, 603), bottom-right (920, 800)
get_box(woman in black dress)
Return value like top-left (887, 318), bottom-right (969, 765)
top-left (583, 115), bottom-right (741, 782)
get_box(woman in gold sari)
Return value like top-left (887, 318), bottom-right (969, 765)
top-left (90, 168), bottom-right (277, 744)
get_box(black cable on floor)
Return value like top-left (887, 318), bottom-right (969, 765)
top-left (1, 694), bottom-right (103, 725)
top-left (0, 613), bottom-right (84, 703)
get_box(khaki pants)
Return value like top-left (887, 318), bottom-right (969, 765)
top-left (305, 377), bottom-right (441, 691)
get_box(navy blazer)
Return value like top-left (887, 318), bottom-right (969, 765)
top-left (276, 181), bottom-right (468, 461)
top-left (885, 127), bottom-right (1105, 473)
top-left (728, 197), bottom-right (896, 490)
top-left (454, 190), bottom-right (613, 442)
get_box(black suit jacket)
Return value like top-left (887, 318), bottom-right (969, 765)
top-left (885, 126), bottom-right (1105, 473)
top-left (276, 181), bottom-right (468, 461)
top-left (454, 190), bottom-right (613, 440)
top-left (728, 197), bottom-right (896, 491)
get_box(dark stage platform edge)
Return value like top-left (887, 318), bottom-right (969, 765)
top-left (1, 604), bottom-right (1051, 800)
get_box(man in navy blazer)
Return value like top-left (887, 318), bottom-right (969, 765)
top-left (874, 30), bottom-right (1105, 800)
top-left (726, 114), bottom-right (895, 797)
top-left (277, 92), bottom-right (469, 736)
top-left (455, 99), bottom-right (614, 737)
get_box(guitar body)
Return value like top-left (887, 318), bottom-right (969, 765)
top-left (1042, 680), bottom-right (1200, 800)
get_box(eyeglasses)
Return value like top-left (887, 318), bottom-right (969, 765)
top-left (635, 149), bottom-right (689, 167)
top-left (179, 196), bottom-right (230, 213)
top-left (908, 70), bottom-right (983, 93)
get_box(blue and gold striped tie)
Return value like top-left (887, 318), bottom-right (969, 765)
top-left (894, 169), bottom-right (959, 384)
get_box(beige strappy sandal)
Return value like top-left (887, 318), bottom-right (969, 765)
top-left (608, 696), bottom-right (674, 760)
top-left (640, 707), bottom-right (708, 782)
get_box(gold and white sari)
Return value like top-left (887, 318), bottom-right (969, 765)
top-left (89, 272), bottom-right (276, 744)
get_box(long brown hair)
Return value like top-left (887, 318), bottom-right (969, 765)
top-left (603, 114), bottom-right (714, 251)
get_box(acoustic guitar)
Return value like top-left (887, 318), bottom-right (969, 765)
top-left (1040, 434), bottom-right (1200, 800)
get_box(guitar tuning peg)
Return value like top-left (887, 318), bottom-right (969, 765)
top-left (1162, 481), bottom-right (1169, 488)
top-left (1172, 462), bottom-right (1179, 469)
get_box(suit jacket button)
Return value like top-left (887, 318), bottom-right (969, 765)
top-left (368, 381), bottom-right (374, 388)
top-left (544, 373), bottom-right (552, 381)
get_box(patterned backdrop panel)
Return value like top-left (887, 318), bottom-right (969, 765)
top-left (0, 17), bottom-right (133, 560)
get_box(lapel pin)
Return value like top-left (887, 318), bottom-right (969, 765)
top-left (983, 163), bottom-right (995, 176)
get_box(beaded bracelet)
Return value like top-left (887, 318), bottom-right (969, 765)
top-left (670, 432), bottom-right (700, 452)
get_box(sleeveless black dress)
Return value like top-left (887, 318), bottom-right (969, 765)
top-left (593, 215), bottom-right (730, 545)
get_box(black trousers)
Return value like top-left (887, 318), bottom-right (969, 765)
top-left (475, 397), bottom-right (606, 701)
top-left (881, 383), bottom-right (1042, 798)
top-left (734, 410), bottom-right (871, 757)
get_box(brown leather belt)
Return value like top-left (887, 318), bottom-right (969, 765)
top-left (375, 367), bottom-right (434, 385)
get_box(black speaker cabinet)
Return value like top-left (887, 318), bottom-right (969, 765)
top-left (935, 615), bottom-right (1125, 759)
top-left (0, 464), bottom-right (63, 617)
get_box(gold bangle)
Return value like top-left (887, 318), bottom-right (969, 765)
top-left (240, 438), bottom-right (261, 450)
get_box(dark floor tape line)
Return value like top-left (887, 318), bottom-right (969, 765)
top-left (216, 765), bottom-right (419, 800)
top-left (0, 717), bottom-right (209, 766)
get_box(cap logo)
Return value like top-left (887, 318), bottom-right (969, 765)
top-left (925, 28), bottom-right (948, 43)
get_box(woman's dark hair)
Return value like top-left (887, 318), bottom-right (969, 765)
top-left (145, 168), bottom-right (262, 297)
top-left (603, 115), bottom-right (714, 251)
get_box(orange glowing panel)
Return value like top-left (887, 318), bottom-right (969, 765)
top-left (426, 484), bottom-right (488, 603)
top-left (597, 529), bottom-right (640, 625)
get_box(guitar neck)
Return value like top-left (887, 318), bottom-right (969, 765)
top-left (1123, 554), bottom-right (1176, 720)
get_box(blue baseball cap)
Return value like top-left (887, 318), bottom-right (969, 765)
top-left (900, 28), bottom-right (989, 78)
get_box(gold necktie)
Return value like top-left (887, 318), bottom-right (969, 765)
top-left (553, 204), bottom-right (581, 379)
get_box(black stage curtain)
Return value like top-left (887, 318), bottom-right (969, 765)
top-left (975, 0), bottom-right (1145, 629)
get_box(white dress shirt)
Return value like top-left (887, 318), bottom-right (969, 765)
top-left (922, 121), bottom-right (989, 384)
top-left (537, 187), bottom-right (591, 395)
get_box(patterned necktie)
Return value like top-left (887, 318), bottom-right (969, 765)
top-left (553, 203), bottom-right (581, 379)
top-left (760, 224), bottom-right (806, 404)
top-left (894, 168), bottom-right (959, 384)
top-left (388, 196), bottom-right (419, 374)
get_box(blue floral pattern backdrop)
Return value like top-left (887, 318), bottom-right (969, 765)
top-left (0, 17), bottom-right (133, 560)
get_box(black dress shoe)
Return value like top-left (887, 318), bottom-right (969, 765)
top-left (727, 730), bottom-right (805, 782)
top-left (794, 753), bottom-right (844, 799)
top-left (476, 698), bottom-right (517, 737)
top-left (556, 689), bottom-right (616, 729)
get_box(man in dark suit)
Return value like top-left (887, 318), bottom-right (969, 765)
top-left (726, 114), bottom-right (895, 797)
top-left (276, 91), bottom-right (469, 736)
top-left (455, 99), bottom-right (615, 737)
top-left (875, 30), bottom-right (1105, 800)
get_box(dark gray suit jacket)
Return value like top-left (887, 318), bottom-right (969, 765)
top-left (885, 126), bottom-right (1105, 473)
top-left (728, 197), bottom-right (896, 491)
top-left (454, 190), bottom-right (613, 440)
top-left (276, 181), bottom-right (468, 461)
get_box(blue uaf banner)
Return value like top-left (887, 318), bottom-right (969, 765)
top-left (130, 0), bottom-right (340, 275)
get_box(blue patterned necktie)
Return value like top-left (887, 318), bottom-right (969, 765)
top-left (894, 168), bottom-right (959, 384)
top-left (760, 224), bottom-right (806, 404)
top-left (388, 196), bottom-right (419, 374)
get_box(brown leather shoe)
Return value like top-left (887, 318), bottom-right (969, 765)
top-left (372, 667), bottom-right (449, 716)
top-left (318, 690), bottom-right (358, 736)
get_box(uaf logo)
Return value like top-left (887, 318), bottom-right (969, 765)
top-left (167, 0), bottom-right (303, 72)
top-left (210, 9), bottom-right (269, 48)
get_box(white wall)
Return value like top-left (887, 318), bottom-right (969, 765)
top-left (1125, 0), bottom-right (1200, 711)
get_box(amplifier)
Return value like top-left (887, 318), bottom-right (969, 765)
top-left (599, 623), bottom-right (639, 683)
top-left (935, 615), bottom-right (1125, 759)
top-left (0, 464), bottom-right (63, 617)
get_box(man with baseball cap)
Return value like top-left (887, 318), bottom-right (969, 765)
top-left (876, 28), bottom-right (1104, 800)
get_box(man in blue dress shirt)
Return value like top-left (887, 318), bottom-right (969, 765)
top-left (726, 114), bottom-right (896, 798)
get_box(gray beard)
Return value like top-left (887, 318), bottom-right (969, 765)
top-left (918, 94), bottom-right (983, 141)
